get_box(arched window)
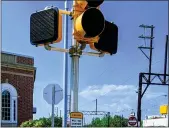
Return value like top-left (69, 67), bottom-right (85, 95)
top-left (2, 90), bottom-right (11, 120)
top-left (1, 83), bottom-right (18, 123)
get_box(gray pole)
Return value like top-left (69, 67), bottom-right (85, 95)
top-left (71, 1), bottom-right (79, 112)
top-left (71, 55), bottom-right (79, 111)
top-left (63, 0), bottom-right (69, 127)
top-left (57, 107), bottom-right (58, 117)
top-left (51, 85), bottom-right (55, 127)
top-left (107, 112), bottom-right (110, 127)
top-left (60, 110), bottom-right (62, 118)
top-left (96, 99), bottom-right (97, 115)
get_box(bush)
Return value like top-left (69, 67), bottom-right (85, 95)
top-left (20, 116), bottom-right (62, 127)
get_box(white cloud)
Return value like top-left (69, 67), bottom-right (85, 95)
top-left (79, 84), bottom-right (137, 100)
top-left (33, 83), bottom-right (167, 122)
top-left (79, 84), bottom-right (167, 117)
top-left (79, 84), bottom-right (137, 116)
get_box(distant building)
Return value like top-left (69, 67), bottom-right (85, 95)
top-left (1, 51), bottom-right (36, 127)
top-left (143, 114), bottom-right (168, 127)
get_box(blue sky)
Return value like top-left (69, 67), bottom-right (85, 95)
top-left (2, 1), bottom-right (168, 124)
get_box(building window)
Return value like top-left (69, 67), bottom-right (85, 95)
top-left (2, 90), bottom-right (11, 121)
top-left (1, 83), bottom-right (18, 123)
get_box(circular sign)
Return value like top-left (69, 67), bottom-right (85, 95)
top-left (128, 116), bottom-right (137, 126)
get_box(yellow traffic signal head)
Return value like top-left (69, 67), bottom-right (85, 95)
top-left (74, 8), bottom-right (105, 38)
top-left (73, 0), bottom-right (119, 55)
top-left (73, 0), bottom-right (105, 43)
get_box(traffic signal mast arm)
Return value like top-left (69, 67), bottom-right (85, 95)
top-left (44, 44), bottom-right (105, 57)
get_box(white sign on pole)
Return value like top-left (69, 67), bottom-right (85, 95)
top-left (70, 118), bottom-right (83, 127)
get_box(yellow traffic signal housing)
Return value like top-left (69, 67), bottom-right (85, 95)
top-left (75, 7), bottom-right (105, 38)
top-left (30, 7), bottom-right (62, 46)
top-left (73, 0), bottom-right (105, 43)
top-left (73, 0), bottom-right (119, 55)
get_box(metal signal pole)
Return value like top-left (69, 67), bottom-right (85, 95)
top-left (62, 0), bottom-right (69, 127)
top-left (70, 1), bottom-right (80, 112)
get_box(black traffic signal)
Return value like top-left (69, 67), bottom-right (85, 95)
top-left (90, 21), bottom-right (118, 55)
top-left (30, 7), bottom-right (62, 46)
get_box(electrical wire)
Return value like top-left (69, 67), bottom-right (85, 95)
top-left (80, 61), bottom-right (164, 110)
top-left (79, 61), bottom-right (145, 109)
top-left (79, 44), bottom-right (163, 109)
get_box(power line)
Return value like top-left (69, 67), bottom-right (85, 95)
top-left (95, 59), bottom-right (163, 100)
top-left (78, 59), bottom-right (163, 111)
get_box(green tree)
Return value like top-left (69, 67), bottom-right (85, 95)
top-left (20, 120), bottom-right (35, 127)
top-left (111, 115), bottom-right (128, 127)
top-left (88, 115), bottom-right (128, 127)
top-left (91, 117), bottom-right (102, 127)
top-left (20, 116), bottom-right (62, 127)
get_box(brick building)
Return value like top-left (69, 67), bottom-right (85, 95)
top-left (1, 51), bottom-right (36, 127)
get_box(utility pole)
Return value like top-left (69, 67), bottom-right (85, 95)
top-left (60, 110), bottom-right (62, 118)
top-left (121, 114), bottom-right (123, 127)
top-left (137, 73), bottom-right (143, 127)
top-left (137, 25), bottom-right (169, 127)
top-left (96, 99), bottom-right (97, 115)
top-left (107, 112), bottom-right (110, 127)
top-left (137, 25), bottom-right (154, 126)
top-left (57, 107), bottom-right (58, 117)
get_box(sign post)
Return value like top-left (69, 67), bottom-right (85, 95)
top-left (43, 84), bottom-right (63, 127)
top-left (128, 115), bottom-right (137, 127)
top-left (70, 112), bottom-right (83, 127)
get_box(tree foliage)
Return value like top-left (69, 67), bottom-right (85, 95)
top-left (85, 115), bottom-right (128, 127)
top-left (20, 116), bottom-right (62, 127)
top-left (21, 115), bottom-right (129, 127)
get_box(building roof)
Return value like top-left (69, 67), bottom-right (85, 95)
top-left (1, 51), bottom-right (34, 59)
